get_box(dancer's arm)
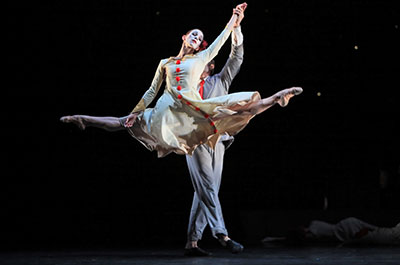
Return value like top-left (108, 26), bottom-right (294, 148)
top-left (125, 60), bottom-right (165, 127)
top-left (130, 59), bottom-right (166, 113)
top-left (198, 3), bottom-right (247, 63)
top-left (217, 26), bottom-right (244, 92)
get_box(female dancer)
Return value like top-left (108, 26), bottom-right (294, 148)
top-left (60, 3), bottom-right (302, 157)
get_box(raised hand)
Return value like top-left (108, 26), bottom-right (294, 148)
top-left (236, 2), bottom-right (248, 11)
top-left (233, 2), bottom-right (247, 27)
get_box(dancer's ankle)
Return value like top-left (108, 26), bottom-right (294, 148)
top-left (217, 233), bottom-right (230, 246)
top-left (185, 240), bottom-right (198, 249)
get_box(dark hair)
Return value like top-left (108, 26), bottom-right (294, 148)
top-left (199, 40), bottom-right (208, 51)
top-left (207, 59), bottom-right (215, 75)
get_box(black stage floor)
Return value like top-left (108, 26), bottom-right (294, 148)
top-left (2, 246), bottom-right (399, 265)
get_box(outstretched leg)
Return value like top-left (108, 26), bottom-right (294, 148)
top-left (246, 87), bottom-right (303, 115)
top-left (60, 115), bottom-right (124, 132)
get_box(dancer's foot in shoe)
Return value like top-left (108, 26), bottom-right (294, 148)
top-left (276, 87), bottom-right (303, 107)
top-left (60, 115), bottom-right (86, 130)
top-left (184, 247), bottom-right (212, 257)
top-left (225, 239), bottom-right (244, 253)
top-left (217, 234), bottom-right (244, 254)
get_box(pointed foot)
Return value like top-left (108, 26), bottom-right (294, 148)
top-left (276, 87), bottom-right (303, 107)
top-left (60, 115), bottom-right (86, 130)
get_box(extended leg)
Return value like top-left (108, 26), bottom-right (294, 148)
top-left (244, 87), bottom-right (303, 115)
top-left (60, 115), bottom-right (124, 131)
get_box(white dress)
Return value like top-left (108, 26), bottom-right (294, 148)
top-left (124, 27), bottom-right (260, 157)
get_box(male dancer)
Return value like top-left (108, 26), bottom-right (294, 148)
top-left (184, 4), bottom-right (246, 257)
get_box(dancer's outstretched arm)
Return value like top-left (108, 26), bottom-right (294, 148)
top-left (198, 3), bottom-right (247, 64)
top-left (130, 59), bottom-right (166, 114)
top-left (124, 59), bottom-right (166, 127)
top-left (61, 59), bottom-right (166, 131)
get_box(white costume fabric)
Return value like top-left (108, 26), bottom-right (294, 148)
top-left (123, 27), bottom-right (260, 157)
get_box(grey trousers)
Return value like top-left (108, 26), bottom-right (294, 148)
top-left (186, 141), bottom-right (228, 241)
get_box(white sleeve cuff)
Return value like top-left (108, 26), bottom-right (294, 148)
top-left (232, 26), bottom-right (243, 46)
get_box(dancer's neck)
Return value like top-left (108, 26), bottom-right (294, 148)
top-left (176, 44), bottom-right (195, 59)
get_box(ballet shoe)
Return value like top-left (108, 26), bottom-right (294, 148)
top-left (276, 87), bottom-right (303, 107)
top-left (60, 115), bottom-right (86, 130)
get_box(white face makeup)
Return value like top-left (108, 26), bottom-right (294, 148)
top-left (185, 29), bottom-right (204, 50)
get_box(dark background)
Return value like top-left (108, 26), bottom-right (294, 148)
top-left (7, 0), bottom-right (399, 249)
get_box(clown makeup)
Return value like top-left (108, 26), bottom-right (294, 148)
top-left (185, 29), bottom-right (204, 50)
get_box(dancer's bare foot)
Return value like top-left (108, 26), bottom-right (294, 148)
top-left (60, 115), bottom-right (86, 130)
top-left (276, 87), bottom-right (303, 107)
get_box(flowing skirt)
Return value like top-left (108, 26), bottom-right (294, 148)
top-left (121, 91), bottom-right (261, 157)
